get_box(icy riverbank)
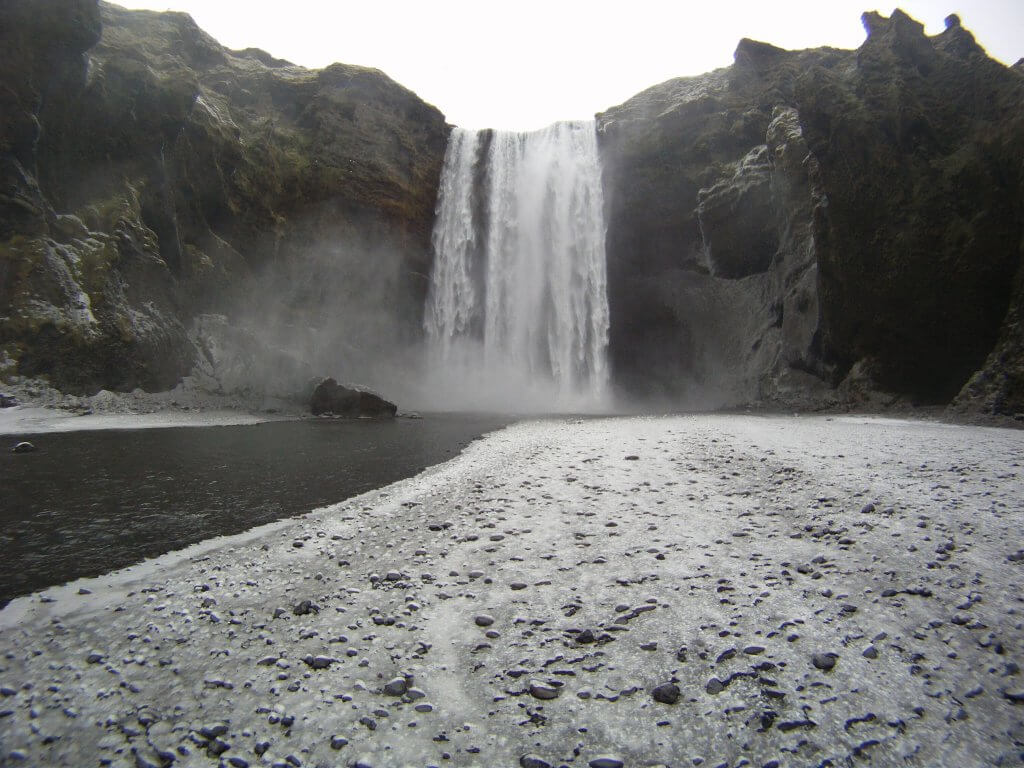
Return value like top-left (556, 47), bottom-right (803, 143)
top-left (1, 415), bottom-right (1022, 767)
top-left (0, 377), bottom-right (299, 436)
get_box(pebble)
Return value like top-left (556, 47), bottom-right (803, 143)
top-left (199, 723), bottom-right (228, 739)
top-left (383, 677), bottom-right (408, 696)
top-left (474, 614), bottom-right (495, 627)
top-left (302, 655), bottom-right (336, 669)
top-left (589, 757), bottom-right (625, 768)
top-left (330, 736), bottom-right (348, 749)
top-left (651, 682), bottom-right (680, 704)
top-left (520, 755), bottom-right (552, 768)
top-left (576, 629), bottom-right (596, 644)
top-left (706, 678), bottom-right (725, 695)
top-left (812, 652), bottom-right (838, 672)
top-left (207, 738), bottom-right (230, 756)
top-left (529, 680), bottom-right (560, 700)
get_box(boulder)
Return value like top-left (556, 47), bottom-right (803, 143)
top-left (310, 378), bottom-right (396, 418)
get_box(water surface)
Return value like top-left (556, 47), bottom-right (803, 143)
top-left (0, 415), bottom-right (508, 605)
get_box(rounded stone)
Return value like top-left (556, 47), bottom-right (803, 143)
top-left (529, 680), bottom-right (559, 700)
top-left (652, 682), bottom-right (680, 704)
top-left (812, 652), bottom-right (838, 671)
top-left (329, 735), bottom-right (348, 750)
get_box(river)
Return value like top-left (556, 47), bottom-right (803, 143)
top-left (0, 414), bottom-right (508, 605)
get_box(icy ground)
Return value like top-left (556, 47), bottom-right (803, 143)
top-left (0, 377), bottom-right (297, 436)
top-left (0, 405), bottom-right (281, 435)
top-left (0, 415), bottom-right (1022, 768)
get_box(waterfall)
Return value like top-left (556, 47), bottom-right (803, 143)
top-left (424, 121), bottom-right (610, 411)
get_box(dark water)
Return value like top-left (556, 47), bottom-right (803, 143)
top-left (0, 415), bottom-right (508, 605)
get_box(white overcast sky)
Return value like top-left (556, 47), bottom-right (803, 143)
top-left (114, 1), bottom-right (1022, 130)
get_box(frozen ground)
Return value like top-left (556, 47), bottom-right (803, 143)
top-left (0, 405), bottom-right (284, 435)
top-left (0, 414), bottom-right (1022, 768)
top-left (0, 376), bottom-right (306, 436)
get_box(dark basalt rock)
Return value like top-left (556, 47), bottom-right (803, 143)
top-left (598, 9), bottom-right (1024, 411)
top-left (310, 377), bottom-right (396, 418)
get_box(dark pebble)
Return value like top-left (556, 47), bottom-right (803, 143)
top-left (651, 682), bottom-right (680, 704)
top-left (706, 678), bottom-right (725, 695)
top-left (812, 652), bottom-right (838, 671)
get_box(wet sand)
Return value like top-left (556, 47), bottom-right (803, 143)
top-left (0, 414), bottom-right (1021, 767)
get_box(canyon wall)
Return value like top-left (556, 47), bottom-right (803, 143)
top-left (0, 0), bottom-right (447, 398)
top-left (597, 11), bottom-right (1024, 414)
top-left (2, 4), bottom-right (1022, 417)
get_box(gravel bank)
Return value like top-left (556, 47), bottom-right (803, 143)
top-left (0, 415), bottom-right (1021, 767)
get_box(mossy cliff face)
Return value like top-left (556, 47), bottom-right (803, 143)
top-left (598, 10), bottom-right (1024, 412)
top-left (0, 0), bottom-right (447, 395)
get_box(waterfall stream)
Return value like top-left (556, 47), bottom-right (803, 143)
top-left (424, 121), bottom-right (610, 411)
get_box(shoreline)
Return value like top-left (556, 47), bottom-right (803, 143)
top-left (1, 414), bottom-right (1021, 766)
top-left (2, 391), bottom-right (1020, 438)
top-left (0, 404), bottom-right (293, 436)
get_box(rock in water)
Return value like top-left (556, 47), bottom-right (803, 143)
top-left (12, 442), bottom-right (36, 454)
top-left (310, 378), bottom-right (396, 418)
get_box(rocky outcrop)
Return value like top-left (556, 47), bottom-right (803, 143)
top-left (598, 10), bottom-right (1024, 412)
top-left (0, 0), bottom-right (448, 396)
top-left (309, 377), bottom-right (396, 417)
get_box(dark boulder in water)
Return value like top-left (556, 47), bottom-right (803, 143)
top-left (12, 441), bottom-right (36, 454)
top-left (310, 378), bottom-right (396, 418)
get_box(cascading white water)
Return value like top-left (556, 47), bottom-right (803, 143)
top-left (424, 121), bottom-right (610, 411)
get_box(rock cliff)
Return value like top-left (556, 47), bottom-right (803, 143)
top-left (0, 0), bottom-right (448, 397)
top-left (598, 10), bottom-right (1024, 414)
top-left (2, 5), bottom-right (1022, 419)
